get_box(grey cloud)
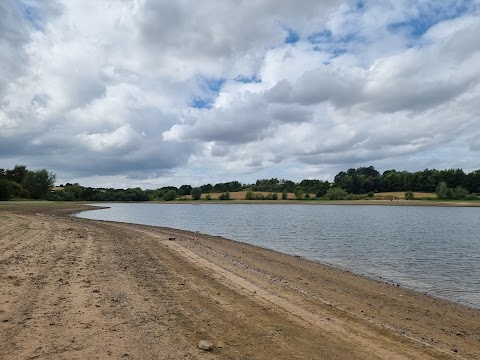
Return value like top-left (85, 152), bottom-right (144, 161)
top-left (164, 96), bottom-right (274, 145)
top-left (0, 1), bottom-right (30, 96)
top-left (268, 104), bottom-right (313, 123)
top-left (470, 133), bottom-right (480, 151)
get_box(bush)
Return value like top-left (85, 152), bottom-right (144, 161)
top-left (282, 190), bottom-right (288, 200)
top-left (295, 189), bottom-right (304, 200)
top-left (191, 187), bottom-right (202, 200)
top-left (163, 190), bottom-right (177, 201)
top-left (218, 191), bottom-right (230, 200)
top-left (465, 194), bottom-right (479, 200)
top-left (451, 186), bottom-right (469, 200)
top-left (271, 192), bottom-right (278, 200)
top-left (254, 193), bottom-right (265, 200)
top-left (367, 192), bottom-right (374, 198)
top-left (405, 191), bottom-right (414, 200)
top-left (436, 181), bottom-right (448, 199)
top-left (245, 191), bottom-right (254, 200)
top-left (325, 187), bottom-right (348, 200)
top-left (205, 194), bottom-right (212, 200)
top-left (345, 194), bottom-right (367, 200)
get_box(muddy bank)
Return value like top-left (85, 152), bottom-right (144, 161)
top-left (1, 203), bottom-right (479, 359)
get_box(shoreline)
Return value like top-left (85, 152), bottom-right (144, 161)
top-left (77, 206), bottom-right (480, 310)
top-left (1, 203), bottom-right (480, 359)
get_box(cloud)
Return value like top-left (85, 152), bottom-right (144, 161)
top-left (1, 0), bottom-right (480, 188)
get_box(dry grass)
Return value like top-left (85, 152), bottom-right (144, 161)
top-left (374, 192), bottom-right (436, 199)
top-left (184, 190), bottom-right (315, 200)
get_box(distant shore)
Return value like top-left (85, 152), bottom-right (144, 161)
top-left (149, 198), bottom-right (480, 207)
top-left (1, 202), bottom-right (479, 359)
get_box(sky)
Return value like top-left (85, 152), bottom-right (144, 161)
top-left (1, 0), bottom-right (480, 188)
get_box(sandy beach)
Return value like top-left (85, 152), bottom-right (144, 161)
top-left (1, 203), bottom-right (479, 359)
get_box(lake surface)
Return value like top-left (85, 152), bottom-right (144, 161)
top-left (77, 203), bottom-right (480, 308)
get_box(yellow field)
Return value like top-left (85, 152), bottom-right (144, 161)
top-left (374, 192), bottom-right (436, 199)
top-left (184, 190), bottom-right (315, 200)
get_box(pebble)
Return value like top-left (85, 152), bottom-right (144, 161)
top-left (198, 340), bottom-right (214, 351)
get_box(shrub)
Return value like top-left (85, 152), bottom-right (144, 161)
top-left (205, 194), bottom-right (212, 200)
top-left (451, 186), bottom-right (469, 200)
top-left (282, 190), bottom-right (288, 200)
top-left (191, 187), bottom-right (202, 200)
top-left (271, 192), bottom-right (278, 200)
top-left (295, 189), bottom-right (304, 200)
top-left (218, 191), bottom-right (230, 200)
top-left (405, 191), bottom-right (414, 200)
top-left (367, 192), bottom-right (374, 198)
top-left (163, 190), bottom-right (177, 201)
top-left (245, 191), bottom-right (254, 200)
top-left (325, 187), bottom-right (348, 200)
top-left (436, 181), bottom-right (448, 199)
top-left (465, 194), bottom-right (479, 200)
top-left (254, 193), bottom-right (265, 200)
top-left (345, 194), bottom-right (367, 200)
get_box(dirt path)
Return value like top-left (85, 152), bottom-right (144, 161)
top-left (1, 203), bottom-right (479, 359)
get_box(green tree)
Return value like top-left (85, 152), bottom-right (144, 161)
top-left (6, 164), bottom-right (28, 184)
top-left (163, 189), bottom-right (177, 201)
top-left (295, 189), bottom-right (303, 200)
top-left (435, 181), bottom-right (448, 199)
top-left (0, 178), bottom-right (11, 201)
top-left (22, 169), bottom-right (56, 199)
top-left (325, 187), bottom-right (348, 200)
top-left (191, 187), bottom-right (202, 200)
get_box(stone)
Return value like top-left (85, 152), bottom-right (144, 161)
top-left (198, 340), bottom-right (214, 351)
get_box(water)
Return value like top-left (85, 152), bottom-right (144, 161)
top-left (77, 203), bottom-right (480, 308)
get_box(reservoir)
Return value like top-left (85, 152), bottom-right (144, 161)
top-left (77, 203), bottom-right (480, 308)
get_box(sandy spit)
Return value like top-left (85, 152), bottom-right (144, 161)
top-left (1, 203), bottom-right (479, 359)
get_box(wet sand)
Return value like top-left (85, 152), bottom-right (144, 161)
top-left (1, 203), bottom-right (479, 359)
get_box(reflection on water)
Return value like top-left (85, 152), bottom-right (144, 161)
top-left (77, 203), bottom-right (480, 308)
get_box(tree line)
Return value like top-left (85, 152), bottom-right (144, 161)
top-left (0, 165), bottom-right (56, 201)
top-left (2, 164), bottom-right (480, 202)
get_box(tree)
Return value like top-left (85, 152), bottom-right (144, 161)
top-left (325, 187), bottom-right (348, 200)
top-left (191, 187), bottom-right (202, 200)
top-left (436, 181), bottom-right (448, 199)
top-left (163, 190), bottom-right (177, 201)
top-left (0, 179), bottom-right (11, 201)
top-left (282, 190), bottom-right (288, 200)
top-left (6, 164), bottom-right (27, 184)
top-left (179, 184), bottom-right (193, 195)
top-left (22, 169), bottom-right (56, 200)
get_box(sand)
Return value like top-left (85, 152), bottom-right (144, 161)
top-left (1, 202), bottom-right (479, 359)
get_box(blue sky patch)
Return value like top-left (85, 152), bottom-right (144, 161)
top-left (284, 29), bottom-right (300, 44)
top-left (190, 76), bottom-right (226, 109)
top-left (16, 1), bottom-right (44, 31)
top-left (388, 2), bottom-right (472, 38)
top-left (190, 97), bottom-right (212, 109)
